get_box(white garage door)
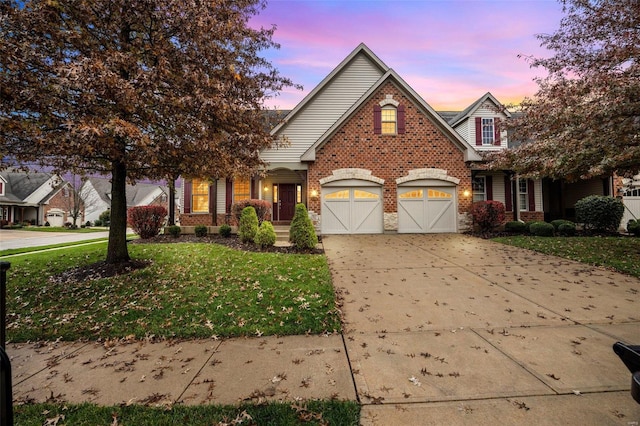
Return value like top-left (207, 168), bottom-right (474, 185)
top-left (322, 186), bottom-right (383, 234)
top-left (398, 186), bottom-right (456, 233)
top-left (46, 209), bottom-right (65, 227)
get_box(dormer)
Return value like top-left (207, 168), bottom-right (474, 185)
top-left (448, 92), bottom-right (511, 152)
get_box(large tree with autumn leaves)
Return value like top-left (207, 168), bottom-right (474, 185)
top-left (0, 0), bottom-right (294, 263)
top-left (489, 0), bottom-right (640, 181)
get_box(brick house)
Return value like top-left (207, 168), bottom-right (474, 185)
top-left (180, 43), bottom-right (607, 233)
top-left (0, 169), bottom-right (82, 226)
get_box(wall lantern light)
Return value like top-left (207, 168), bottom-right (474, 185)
top-left (310, 189), bottom-right (319, 198)
top-left (463, 189), bottom-right (471, 198)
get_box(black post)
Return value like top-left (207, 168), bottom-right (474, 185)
top-left (0, 262), bottom-right (9, 350)
top-left (0, 261), bottom-right (12, 426)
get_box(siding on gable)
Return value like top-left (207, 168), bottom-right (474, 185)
top-left (262, 54), bottom-right (385, 167)
top-left (468, 102), bottom-right (508, 151)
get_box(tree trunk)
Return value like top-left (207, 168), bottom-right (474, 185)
top-left (167, 177), bottom-right (176, 226)
top-left (106, 160), bottom-right (130, 263)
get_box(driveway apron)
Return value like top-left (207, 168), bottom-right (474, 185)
top-left (323, 233), bottom-right (640, 425)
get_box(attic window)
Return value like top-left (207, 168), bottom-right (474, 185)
top-left (482, 118), bottom-right (494, 145)
top-left (381, 106), bottom-right (397, 134)
top-left (0, 182), bottom-right (4, 196)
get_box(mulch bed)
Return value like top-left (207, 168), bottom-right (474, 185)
top-left (130, 234), bottom-right (324, 255)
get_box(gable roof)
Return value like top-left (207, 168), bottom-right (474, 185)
top-left (82, 177), bottom-right (168, 207)
top-left (0, 169), bottom-right (60, 206)
top-left (301, 69), bottom-right (482, 162)
top-left (270, 43), bottom-right (389, 136)
top-left (449, 92), bottom-right (512, 128)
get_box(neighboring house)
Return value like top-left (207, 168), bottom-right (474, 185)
top-left (178, 43), bottom-right (612, 233)
top-left (0, 169), bottom-right (81, 226)
top-left (80, 177), bottom-right (170, 224)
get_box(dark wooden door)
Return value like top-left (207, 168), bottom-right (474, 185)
top-left (278, 184), bottom-right (296, 221)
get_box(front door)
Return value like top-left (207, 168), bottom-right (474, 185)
top-left (277, 184), bottom-right (296, 221)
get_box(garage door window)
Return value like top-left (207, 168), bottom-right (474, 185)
top-left (399, 190), bottom-right (423, 199)
top-left (354, 190), bottom-right (379, 199)
top-left (325, 190), bottom-right (349, 199)
top-left (428, 189), bottom-right (452, 199)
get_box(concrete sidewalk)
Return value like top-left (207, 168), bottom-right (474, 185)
top-left (7, 233), bottom-right (640, 424)
top-left (0, 229), bottom-right (110, 250)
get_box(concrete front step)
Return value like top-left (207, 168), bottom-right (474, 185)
top-left (273, 225), bottom-right (289, 242)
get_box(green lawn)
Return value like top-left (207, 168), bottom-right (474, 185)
top-left (15, 400), bottom-right (360, 425)
top-left (493, 235), bottom-right (640, 278)
top-left (6, 242), bottom-right (341, 342)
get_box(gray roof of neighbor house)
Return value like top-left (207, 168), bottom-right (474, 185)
top-left (83, 177), bottom-right (168, 207)
top-left (0, 169), bottom-right (60, 205)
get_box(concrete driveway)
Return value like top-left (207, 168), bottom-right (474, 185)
top-left (0, 229), bottom-right (110, 250)
top-left (323, 233), bottom-right (640, 425)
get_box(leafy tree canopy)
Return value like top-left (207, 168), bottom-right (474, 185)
top-left (488, 0), bottom-right (640, 181)
top-left (0, 0), bottom-right (295, 262)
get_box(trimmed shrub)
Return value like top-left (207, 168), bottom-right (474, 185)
top-left (94, 219), bottom-right (102, 227)
top-left (289, 203), bottom-right (318, 249)
top-left (44, 221), bottom-right (50, 227)
top-left (85, 221), bottom-right (92, 227)
top-left (167, 225), bottom-right (181, 238)
top-left (557, 222), bottom-right (576, 236)
top-left (471, 200), bottom-right (506, 233)
top-left (551, 219), bottom-right (572, 231)
top-left (505, 221), bottom-right (527, 234)
top-left (231, 199), bottom-right (272, 224)
top-left (529, 221), bottom-right (554, 237)
top-left (127, 205), bottom-right (168, 239)
top-left (627, 219), bottom-right (640, 236)
top-left (195, 224), bottom-right (208, 237)
top-left (219, 223), bottom-right (232, 238)
top-left (575, 195), bottom-right (624, 233)
top-left (238, 206), bottom-right (259, 243)
top-left (255, 221), bottom-right (277, 248)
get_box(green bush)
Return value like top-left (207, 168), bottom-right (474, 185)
top-left (551, 219), bottom-right (572, 231)
top-left (167, 225), bottom-right (181, 238)
top-left (254, 221), bottom-right (276, 248)
top-left (44, 221), bottom-right (50, 227)
top-left (94, 219), bottom-right (102, 227)
top-left (98, 209), bottom-right (111, 227)
top-left (529, 221), bottom-right (554, 237)
top-left (231, 199), bottom-right (272, 224)
top-left (627, 219), bottom-right (640, 236)
top-left (219, 223), bottom-right (232, 238)
top-left (195, 224), bottom-right (208, 237)
top-left (85, 221), bottom-right (92, 227)
top-left (557, 222), bottom-right (576, 236)
top-left (289, 203), bottom-right (318, 249)
top-left (238, 206), bottom-right (259, 243)
top-left (575, 195), bottom-right (624, 233)
top-left (505, 221), bottom-right (527, 233)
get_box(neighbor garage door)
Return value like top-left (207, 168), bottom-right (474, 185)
top-left (397, 186), bottom-right (456, 233)
top-left (321, 185), bottom-right (383, 234)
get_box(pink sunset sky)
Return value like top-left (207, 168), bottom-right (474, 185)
top-left (250, 0), bottom-right (565, 111)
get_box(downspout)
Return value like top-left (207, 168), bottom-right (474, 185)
top-left (514, 175), bottom-right (520, 222)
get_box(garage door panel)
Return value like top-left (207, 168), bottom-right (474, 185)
top-left (322, 200), bottom-right (351, 234)
top-left (398, 185), bottom-right (456, 233)
top-left (322, 186), bottom-right (383, 234)
top-left (427, 199), bottom-right (455, 232)
top-left (397, 199), bottom-right (425, 233)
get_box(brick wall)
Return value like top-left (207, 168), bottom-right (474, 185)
top-left (307, 82), bottom-right (473, 221)
top-left (44, 185), bottom-right (82, 224)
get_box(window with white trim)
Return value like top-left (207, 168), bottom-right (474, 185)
top-left (381, 106), bottom-right (397, 135)
top-left (472, 176), bottom-right (486, 202)
top-left (482, 118), bottom-right (494, 145)
top-left (519, 179), bottom-right (528, 211)
top-left (233, 179), bottom-right (250, 202)
top-left (0, 182), bottom-right (4, 196)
